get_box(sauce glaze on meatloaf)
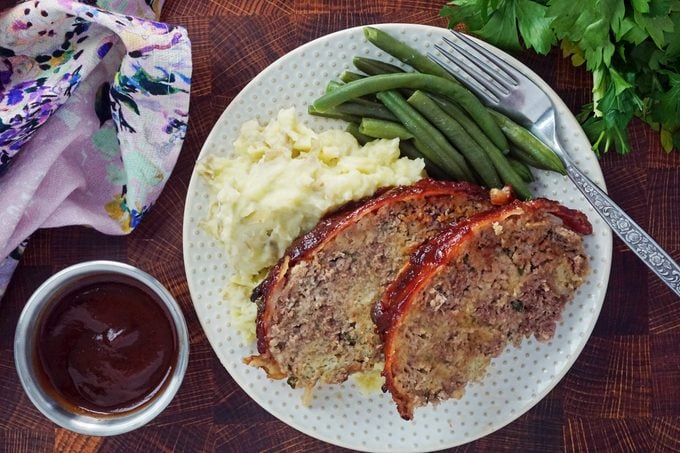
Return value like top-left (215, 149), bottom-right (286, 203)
top-left (375, 199), bottom-right (592, 420)
top-left (245, 179), bottom-right (495, 390)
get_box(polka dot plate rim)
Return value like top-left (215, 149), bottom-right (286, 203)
top-left (183, 23), bottom-right (612, 452)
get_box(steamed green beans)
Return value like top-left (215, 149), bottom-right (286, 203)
top-left (335, 102), bottom-right (398, 122)
top-left (339, 71), bottom-right (364, 83)
top-left (478, 140), bottom-right (533, 199)
top-left (377, 90), bottom-right (474, 182)
top-left (508, 157), bottom-right (535, 183)
top-left (363, 27), bottom-right (454, 81)
top-left (308, 105), bottom-right (360, 123)
top-left (430, 96), bottom-right (509, 155)
top-left (353, 56), bottom-right (404, 76)
top-left (359, 118), bottom-right (414, 140)
top-left (407, 91), bottom-right (502, 188)
top-left (404, 140), bottom-right (450, 180)
top-left (345, 123), bottom-right (372, 145)
top-left (487, 109), bottom-right (566, 174)
top-left (425, 94), bottom-right (532, 195)
top-left (312, 73), bottom-right (508, 151)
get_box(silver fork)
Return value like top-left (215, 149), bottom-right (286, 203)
top-left (430, 30), bottom-right (680, 298)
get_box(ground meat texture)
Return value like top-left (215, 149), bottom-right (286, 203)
top-left (246, 179), bottom-right (494, 390)
top-left (379, 199), bottom-right (591, 420)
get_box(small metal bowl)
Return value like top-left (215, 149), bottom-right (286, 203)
top-left (14, 260), bottom-right (189, 436)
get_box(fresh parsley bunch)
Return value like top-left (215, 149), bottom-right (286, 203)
top-left (441, 0), bottom-right (680, 155)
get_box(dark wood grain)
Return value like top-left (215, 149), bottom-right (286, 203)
top-left (1, 0), bottom-right (679, 451)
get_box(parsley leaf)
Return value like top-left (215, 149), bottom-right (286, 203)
top-left (633, 0), bottom-right (651, 13)
top-left (654, 71), bottom-right (680, 122)
top-left (579, 68), bottom-right (642, 155)
top-left (634, 9), bottom-right (674, 48)
top-left (441, 0), bottom-right (492, 33)
top-left (662, 11), bottom-right (680, 59)
top-left (441, 0), bottom-right (556, 54)
top-left (474, 1), bottom-right (523, 51)
top-left (516, 0), bottom-right (556, 54)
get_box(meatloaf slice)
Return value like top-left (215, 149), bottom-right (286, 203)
top-left (375, 199), bottom-right (592, 420)
top-left (245, 179), bottom-right (495, 390)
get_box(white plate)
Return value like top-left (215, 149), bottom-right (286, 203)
top-left (183, 23), bottom-right (612, 452)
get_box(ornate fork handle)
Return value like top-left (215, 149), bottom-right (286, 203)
top-left (564, 161), bottom-right (680, 297)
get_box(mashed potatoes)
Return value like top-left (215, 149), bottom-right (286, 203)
top-left (198, 108), bottom-right (424, 342)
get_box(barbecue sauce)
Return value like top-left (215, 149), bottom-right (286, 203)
top-left (35, 279), bottom-right (177, 415)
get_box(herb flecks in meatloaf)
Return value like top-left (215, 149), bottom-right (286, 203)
top-left (245, 179), bottom-right (494, 390)
top-left (377, 199), bottom-right (592, 420)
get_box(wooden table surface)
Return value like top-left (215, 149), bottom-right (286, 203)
top-left (1, 0), bottom-right (679, 451)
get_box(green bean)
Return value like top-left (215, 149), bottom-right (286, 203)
top-left (407, 91), bottom-right (502, 188)
top-left (345, 97), bottom-right (379, 107)
top-left (312, 73), bottom-right (507, 150)
top-left (482, 142), bottom-right (532, 199)
top-left (340, 70), bottom-right (365, 83)
top-left (426, 94), bottom-right (533, 195)
top-left (508, 146), bottom-right (549, 171)
top-left (430, 95), bottom-right (509, 155)
top-left (345, 123), bottom-right (372, 145)
top-left (359, 118), bottom-right (414, 140)
top-left (307, 105), bottom-right (360, 124)
top-left (507, 157), bottom-right (534, 182)
top-left (429, 97), bottom-right (531, 197)
top-left (376, 90), bottom-right (474, 182)
top-left (326, 80), bottom-right (379, 106)
top-left (325, 80), bottom-right (343, 94)
top-left (398, 139), bottom-right (421, 160)
top-left (353, 56), bottom-right (405, 76)
top-left (487, 109), bottom-right (566, 174)
top-left (363, 27), bottom-right (454, 81)
top-left (335, 102), bottom-right (398, 122)
top-left (403, 140), bottom-right (451, 180)
top-left (432, 96), bottom-right (552, 189)
top-left (352, 57), bottom-right (413, 98)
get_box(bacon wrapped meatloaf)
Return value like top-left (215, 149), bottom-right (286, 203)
top-left (246, 179), bottom-right (495, 391)
top-left (374, 199), bottom-right (592, 420)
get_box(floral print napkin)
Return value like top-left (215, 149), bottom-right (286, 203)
top-left (0, 0), bottom-right (191, 298)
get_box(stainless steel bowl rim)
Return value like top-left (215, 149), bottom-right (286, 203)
top-left (14, 260), bottom-right (189, 436)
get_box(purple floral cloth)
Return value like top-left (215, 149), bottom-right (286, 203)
top-left (0, 0), bottom-right (191, 298)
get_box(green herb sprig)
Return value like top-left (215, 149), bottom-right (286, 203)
top-left (441, 0), bottom-right (680, 155)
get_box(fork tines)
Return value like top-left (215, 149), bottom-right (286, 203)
top-left (428, 30), bottom-right (520, 105)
